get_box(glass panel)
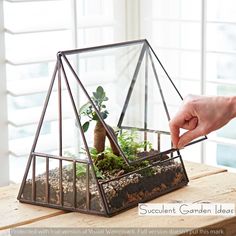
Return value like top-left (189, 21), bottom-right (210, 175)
top-left (101, 153), bottom-right (187, 214)
top-left (62, 160), bottom-right (73, 207)
top-left (35, 156), bottom-right (46, 203)
top-left (62, 40), bottom-right (202, 163)
top-left (89, 165), bottom-right (105, 212)
top-left (34, 74), bottom-right (59, 155)
top-left (49, 158), bottom-right (60, 205)
top-left (75, 162), bottom-right (88, 210)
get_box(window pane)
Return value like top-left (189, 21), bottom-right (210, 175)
top-left (206, 83), bottom-right (236, 96)
top-left (152, 0), bottom-right (180, 19)
top-left (155, 49), bottom-right (180, 77)
top-left (181, 142), bottom-right (202, 163)
top-left (5, 31), bottom-right (72, 62)
top-left (10, 155), bottom-right (28, 184)
top-left (152, 21), bottom-right (180, 48)
top-left (6, 62), bottom-right (55, 81)
top-left (179, 80), bottom-right (201, 96)
top-left (205, 142), bottom-right (236, 168)
top-left (206, 53), bottom-right (236, 81)
top-left (180, 0), bottom-right (201, 21)
top-left (180, 51), bottom-right (201, 79)
top-left (207, 0), bottom-right (236, 22)
top-left (216, 144), bottom-right (236, 168)
top-left (217, 119), bottom-right (236, 140)
top-left (180, 22), bottom-right (201, 50)
top-left (207, 23), bottom-right (236, 52)
top-left (84, 0), bottom-right (102, 16)
top-left (4, 1), bottom-right (70, 31)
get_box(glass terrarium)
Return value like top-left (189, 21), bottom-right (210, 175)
top-left (17, 39), bottom-right (206, 216)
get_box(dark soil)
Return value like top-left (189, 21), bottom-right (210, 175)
top-left (22, 154), bottom-right (187, 215)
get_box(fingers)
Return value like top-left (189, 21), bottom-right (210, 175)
top-left (169, 117), bottom-right (198, 148)
top-left (169, 122), bottom-right (180, 148)
top-left (177, 127), bottom-right (204, 148)
top-left (182, 117), bottom-right (198, 130)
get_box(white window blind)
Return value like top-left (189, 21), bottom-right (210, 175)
top-left (140, 0), bottom-right (236, 170)
top-left (3, 0), bottom-right (126, 184)
top-left (0, 0), bottom-right (9, 186)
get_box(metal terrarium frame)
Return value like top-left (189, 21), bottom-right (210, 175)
top-left (17, 39), bottom-right (206, 217)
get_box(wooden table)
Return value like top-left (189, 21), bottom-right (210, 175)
top-left (1, 161), bottom-right (236, 236)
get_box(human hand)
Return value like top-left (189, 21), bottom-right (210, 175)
top-left (169, 95), bottom-right (236, 149)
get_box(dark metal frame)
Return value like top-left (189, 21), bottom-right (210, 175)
top-left (17, 39), bottom-right (206, 217)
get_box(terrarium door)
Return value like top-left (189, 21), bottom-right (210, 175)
top-left (18, 39), bottom-right (206, 216)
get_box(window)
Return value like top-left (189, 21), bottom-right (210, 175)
top-left (1, 0), bottom-right (236, 186)
top-left (2, 0), bottom-right (125, 184)
top-left (140, 0), bottom-right (236, 170)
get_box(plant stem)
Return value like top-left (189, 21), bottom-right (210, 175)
top-left (94, 121), bottom-right (106, 153)
top-left (106, 125), bottom-right (120, 156)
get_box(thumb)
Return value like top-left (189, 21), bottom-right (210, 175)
top-left (177, 127), bottom-right (204, 148)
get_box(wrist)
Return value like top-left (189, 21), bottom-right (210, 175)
top-left (228, 96), bottom-right (236, 119)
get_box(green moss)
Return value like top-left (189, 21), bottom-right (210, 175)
top-left (118, 130), bottom-right (152, 157)
top-left (65, 128), bottom-right (155, 179)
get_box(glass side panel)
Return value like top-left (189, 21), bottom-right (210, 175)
top-left (101, 153), bottom-right (188, 215)
top-left (62, 40), bottom-right (204, 164)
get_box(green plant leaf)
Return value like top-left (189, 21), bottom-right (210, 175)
top-left (79, 101), bottom-right (91, 115)
top-left (93, 92), bottom-right (99, 99)
top-left (96, 86), bottom-right (105, 99)
top-left (92, 112), bottom-right (99, 121)
top-left (101, 111), bottom-right (108, 120)
top-left (76, 163), bottom-right (86, 177)
top-left (82, 121), bottom-right (90, 132)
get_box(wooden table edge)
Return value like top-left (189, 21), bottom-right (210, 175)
top-left (0, 211), bottom-right (66, 231)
